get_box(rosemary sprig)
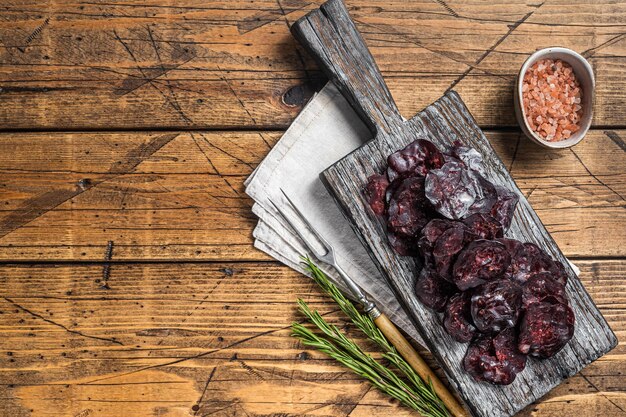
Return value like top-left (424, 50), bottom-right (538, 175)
top-left (291, 257), bottom-right (449, 417)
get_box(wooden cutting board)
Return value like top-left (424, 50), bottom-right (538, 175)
top-left (291, 1), bottom-right (618, 417)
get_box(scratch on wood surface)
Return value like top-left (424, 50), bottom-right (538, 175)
top-left (604, 130), bottom-right (626, 152)
top-left (216, 64), bottom-right (257, 125)
top-left (444, 5), bottom-right (542, 93)
top-left (80, 308), bottom-right (340, 385)
top-left (101, 241), bottom-right (114, 289)
top-left (0, 133), bottom-right (179, 238)
top-left (508, 133), bottom-right (522, 172)
top-left (17, 17), bottom-right (50, 52)
top-left (579, 371), bottom-right (626, 413)
top-left (569, 148), bottom-right (625, 202)
top-left (343, 384), bottom-right (373, 416)
top-left (3, 297), bottom-right (123, 345)
top-left (112, 29), bottom-right (194, 124)
top-left (239, 359), bottom-right (266, 381)
top-left (193, 366), bottom-right (217, 415)
top-left (73, 409), bottom-right (93, 417)
top-left (355, 19), bottom-right (511, 81)
top-left (237, 0), bottom-right (311, 34)
top-left (582, 32), bottom-right (626, 58)
top-left (433, 0), bottom-right (459, 18)
top-left (146, 25), bottom-right (193, 125)
top-left (190, 133), bottom-right (243, 199)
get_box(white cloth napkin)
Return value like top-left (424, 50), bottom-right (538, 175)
top-left (244, 82), bottom-right (580, 347)
top-left (245, 83), bottom-right (422, 344)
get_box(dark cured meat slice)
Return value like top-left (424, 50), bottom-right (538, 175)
top-left (387, 139), bottom-right (445, 182)
top-left (469, 174), bottom-right (498, 215)
top-left (444, 293), bottom-right (476, 343)
top-left (424, 161), bottom-right (473, 220)
top-left (418, 219), bottom-right (458, 262)
top-left (415, 266), bottom-right (455, 312)
top-left (362, 137), bottom-right (576, 381)
top-left (522, 243), bottom-right (568, 286)
top-left (424, 161), bottom-right (497, 220)
top-left (518, 301), bottom-right (575, 358)
top-left (501, 239), bottom-right (534, 283)
top-left (449, 143), bottom-right (486, 175)
top-left (387, 232), bottom-right (417, 257)
top-left (385, 178), bottom-right (403, 204)
top-left (503, 241), bottom-right (567, 285)
top-left (491, 186), bottom-right (519, 231)
top-left (452, 240), bottom-right (511, 290)
top-left (496, 238), bottom-right (525, 254)
top-left (471, 280), bottom-right (522, 333)
top-left (463, 213), bottom-right (504, 240)
top-left (387, 177), bottom-right (430, 237)
top-left (463, 328), bottom-right (527, 385)
top-left (432, 225), bottom-right (467, 281)
top-left (522, 272), bottom-right (567, 308)
top-left (365, 174), bottom-right (389, 216)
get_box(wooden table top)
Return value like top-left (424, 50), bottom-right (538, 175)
top-left (0, 1), bottom-right (624, 416)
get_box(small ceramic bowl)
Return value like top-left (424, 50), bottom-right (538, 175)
top-left (514, 47), bottom-right (594, 149)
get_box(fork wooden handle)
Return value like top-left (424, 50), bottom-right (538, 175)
top-left (373, 312), bottom-right (469, 417)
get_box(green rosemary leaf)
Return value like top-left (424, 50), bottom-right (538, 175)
top-left (292, 257), bottom-right (450, 417)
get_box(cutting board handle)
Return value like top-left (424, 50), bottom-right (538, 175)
top-left (291, 0), bottom-right (403, 137)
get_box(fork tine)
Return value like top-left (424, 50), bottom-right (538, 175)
top-left (279, 189), bottom-right (334, 253)
top-left (268, 198), bottom-right (328, 259)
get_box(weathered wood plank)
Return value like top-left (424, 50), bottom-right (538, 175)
top-left (1, 1), bottom-right (626, 129)
top-left (0, 260), bottom-right (624, 416)
top-left (0, 130), bottom-right (623, 261)
top-left (296, 2), bottom-right (616, 415)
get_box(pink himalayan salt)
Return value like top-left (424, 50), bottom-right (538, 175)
top-left (522, 59), bottom-right (583, 142)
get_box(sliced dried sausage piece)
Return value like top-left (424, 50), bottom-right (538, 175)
top-left (491, 186), bottom-right (519, 231)
top-left (505, 241), bottom-right (557, 284)
top-left (522, 272), bottom-right (567, 308)
top-left (385, 178), bottom-right (403, 204)
top-left (424, 161), bottom-right (473, 220)
top-left (444, 293), bottom-right (476, 343)
top-left (496, 238), bottom-right (525, 255)
top-left (418, 219), bottom-right (456, 261)
top-left (387, 177), bottom-right (430, 237)
top-left (364, 174), bottom-right (389, 216)
top-left (518, 301), bottom-right (575, 358)
top-left (387, 232), bottom-right (417, 257)
top-left (463, 328), bottom-right (527, 385)
top-left (425, 161), bottom-right (497, 220)
top-left (523, 243), bottom-right (568, 285)
top-left (452, 240), bottom-right (511, 290)
top-left (463, 213), bottom-right (504, 240)
top-left (492, 328), bottom-right (527, 376)
top-left (415, 266), bottom-right (455, 312)
top-left (433, 225), bottom-right (467, 281)
top-left (448, 143), bottom-right (486, 175)
top-left (471, 280), bottom-right (522, 333)
top-left (387, 139), bottom-right (445, 182)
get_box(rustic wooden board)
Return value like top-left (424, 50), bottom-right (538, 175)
top-left (292, 1), bottom-right (618, 416)
top-left (1, 1), bottom-right (626, 129)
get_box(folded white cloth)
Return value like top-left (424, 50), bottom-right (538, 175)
top-left (245, 83), bottom-right (422, 344)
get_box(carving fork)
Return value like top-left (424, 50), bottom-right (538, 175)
top-left (270, 189), bottom-right (467, 417)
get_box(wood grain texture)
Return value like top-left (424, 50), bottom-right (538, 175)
top-left (0, 260), bottom-right (624, 417)
top-left (0, 1), bottom-right (625, 416)
top-left (293, 1), bottom-right (617, 415)
top-left (1, 1), bottom-right (626, 129)
top-left (0, 129), bottom-right (623, 262)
